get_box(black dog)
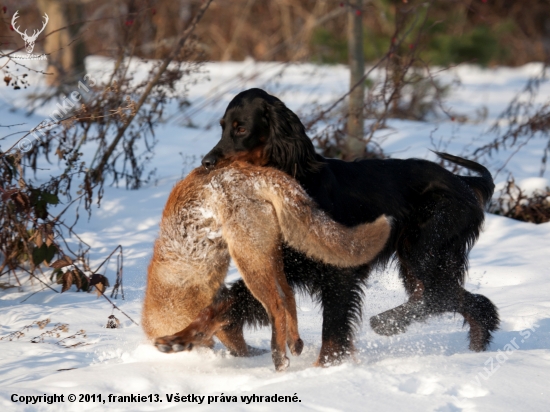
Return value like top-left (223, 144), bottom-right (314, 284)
top-left (199, 88), bottom-right (499, 365)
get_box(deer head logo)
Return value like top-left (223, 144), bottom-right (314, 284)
top-left (12, 11), bottom-right (49, 54)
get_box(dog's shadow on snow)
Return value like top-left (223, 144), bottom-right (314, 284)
top-left (355, 317), bottom-right (550, 364)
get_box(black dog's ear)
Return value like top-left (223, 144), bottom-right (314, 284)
top-left (263, 98), bottom-right (322, 179)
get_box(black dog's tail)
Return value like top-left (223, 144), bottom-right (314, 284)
top-left (434, 151), bottom-right (495, 206)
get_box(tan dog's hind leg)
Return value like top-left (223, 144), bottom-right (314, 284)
top-left (153, 290), bottom-right (266, 358)
top-left (154, 294), bottom-right (248, 355)
top-left (227, 237), bottom-right (301, 371)
top-left (274, 266), bottom-right (302, 356)
top-left (220, 198), bottom-right (302, 370)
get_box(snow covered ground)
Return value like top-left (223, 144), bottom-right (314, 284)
top-left (0, 59), bottom-right (549, 411)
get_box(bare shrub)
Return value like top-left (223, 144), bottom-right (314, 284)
top-left (489, 177), bottom-right (550, 224)
top-left (0, 0), bottom-right (213, 311)
top-left (473, 66), bottom-right (550, 177)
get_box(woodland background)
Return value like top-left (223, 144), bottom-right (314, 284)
top-left (2, 0), bottom-right (550, 69)
top-left (0, 0), bottom-right (549, 308)
top-left (0, 4), bottom-right (549, 409)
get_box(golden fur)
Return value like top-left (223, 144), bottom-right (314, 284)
top-left (142, 161), bottom-right (391, 370)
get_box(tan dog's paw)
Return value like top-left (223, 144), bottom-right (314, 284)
top-left (155, 333), bottom-right (213, 353)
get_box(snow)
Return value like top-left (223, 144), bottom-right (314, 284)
top-left (0, 58), bottom-right (549, 411)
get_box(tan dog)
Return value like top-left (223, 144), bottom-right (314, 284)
top-left (142, 162), bottom-right (391, 370)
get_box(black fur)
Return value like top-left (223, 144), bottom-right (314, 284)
top-left (203, 88), bottom-right (500, 363)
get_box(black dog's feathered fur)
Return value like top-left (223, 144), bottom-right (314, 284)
top-left (202, 88), bottom-right (499, 365)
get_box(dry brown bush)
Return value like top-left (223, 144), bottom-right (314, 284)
top-left (489, 177), bottom-right (550, 224)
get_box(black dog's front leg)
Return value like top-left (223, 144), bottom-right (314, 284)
top-left (280, 245), bottom-right (371, 366)
top-left (315, 265), bottom-right (370, 366)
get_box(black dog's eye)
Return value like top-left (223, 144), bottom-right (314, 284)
top-left (236, 126), bottom-right (246, 135)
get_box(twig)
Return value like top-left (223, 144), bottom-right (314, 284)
top-left (90, 0), bottom-right (214, 180)
top-left (94, 285), bottom-right (138, 326)
top-left (0, 123), bottom-right (25, 128)
top-left (94, 245), bottom-right (121, 273)
top-left (92, 245), bottom-right (124, 300)
top-left (20, 286), bottom-right (47, 304)
top-left (304, 55), bottom-right (389, 129)
top-left (19, 267), bottom-right (59, 294)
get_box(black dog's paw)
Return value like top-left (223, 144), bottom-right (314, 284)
top-left (245, 345), bottom-right (269, 357)
top-left (370, 313), bottom-right (408, 336)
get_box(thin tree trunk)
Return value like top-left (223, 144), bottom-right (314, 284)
top-left (279, 0), bottom-right (293, 60)
top-left (37, 0), bottom-right (87, 86)
top-left (346, 0), bottom-right (365, 159)
top-left (222, 0), bottom-right (256, 61)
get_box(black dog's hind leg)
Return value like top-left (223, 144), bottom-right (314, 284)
top-left (370, 264), bottom-right (499, 351)
top-left (371, 194), bottom-right (463, 337)
top-left (370, 193), bottom-right (499, 351)
top-left (369, 265), bottom-right (431, 336)
top-left (459, 290), bottom-right (499, 351)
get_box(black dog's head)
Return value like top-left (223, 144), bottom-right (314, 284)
top-left (202, 88), bottom-right (322, 180)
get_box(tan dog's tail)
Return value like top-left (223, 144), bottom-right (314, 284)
top-left (258, 176), bottom-right (392, 267)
